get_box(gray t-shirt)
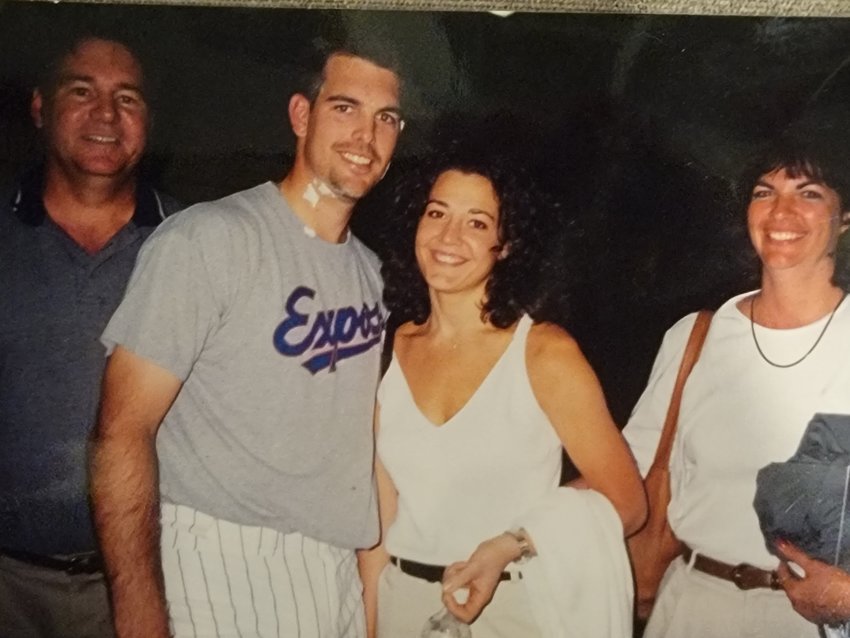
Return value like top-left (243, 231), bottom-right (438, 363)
top-left (103, 182), bottom-right (383, 549)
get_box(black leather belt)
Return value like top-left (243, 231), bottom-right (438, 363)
top-left (1, 548), bottom-right (103, 575)
top-left (682, 546), bottom-right (780, 590)
top-left (390, 555), bottom-right (521, 583)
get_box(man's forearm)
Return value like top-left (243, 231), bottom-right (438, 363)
top-left (90, 431), bottom-right (170, 638)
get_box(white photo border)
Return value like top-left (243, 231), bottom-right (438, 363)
top-left (22, 0), bottom-right (850, 18)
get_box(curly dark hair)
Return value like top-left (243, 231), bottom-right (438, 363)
top-left (381, 150), bottom-right (565, 329)
top-left (736, 134), bottom-right (850, 291)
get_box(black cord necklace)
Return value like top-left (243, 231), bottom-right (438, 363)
top-left (749, 292), bottom-right (847, 368)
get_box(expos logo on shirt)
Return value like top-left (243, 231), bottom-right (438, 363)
top-left (273, 286), bottom-right (384, 374)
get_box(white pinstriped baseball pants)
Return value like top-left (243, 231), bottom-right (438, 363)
top-left (160, 503), bottom-right (366, 638)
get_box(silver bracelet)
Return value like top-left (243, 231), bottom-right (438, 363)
top-left (505, 527), bottom-right (536, 564)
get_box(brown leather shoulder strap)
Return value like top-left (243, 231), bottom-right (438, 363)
top-left (649, 310), bottom-right (713, 471)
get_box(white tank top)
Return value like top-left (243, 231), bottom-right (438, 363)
top-left (377, 315), bottom-right (563, 565)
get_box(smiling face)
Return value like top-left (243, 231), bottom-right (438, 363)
top-left (415, 170), bottom-right (504, 299)
top-left (290, 53), bottom-right (402, 203)
top-left (747, 167), bottom-right (848, 276)
top-left (33, 38), bottom-right (148, 183)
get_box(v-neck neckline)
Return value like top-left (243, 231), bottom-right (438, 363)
top-left (392, 316), bottom-right (526, 428)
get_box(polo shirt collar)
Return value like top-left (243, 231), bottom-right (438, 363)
top-left (11, 165), bottom-right (164, 229)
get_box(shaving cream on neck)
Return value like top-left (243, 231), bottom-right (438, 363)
top-left (302, 178), bottom-right (336, 208)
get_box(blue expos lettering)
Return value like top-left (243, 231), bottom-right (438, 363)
top-left (273, 286), bottom-right (384, 374)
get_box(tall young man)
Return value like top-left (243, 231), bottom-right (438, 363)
top-left (90, 42), bottom-right (404, 638)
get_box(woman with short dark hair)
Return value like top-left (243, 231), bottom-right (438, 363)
top-left (625, 137), bottom-right (850, 637)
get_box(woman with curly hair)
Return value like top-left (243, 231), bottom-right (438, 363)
top-left (358, 151), bottom-right (646, 637)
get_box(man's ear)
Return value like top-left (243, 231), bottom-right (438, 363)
top-left (31, 89), bottom-right (44, 129)
top-left (288, 93), bottom-right (311, 138)
top-left (840, 210), bottom-right (850, 234)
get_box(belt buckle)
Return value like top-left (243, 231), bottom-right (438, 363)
top-left (64, 553), bottom-right (99, 575)
top-left (730, 563), bottom-right (758, 590)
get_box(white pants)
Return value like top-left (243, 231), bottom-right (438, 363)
top-left (160, 503), bottom-right (365, 638)
top-left (644, 556), bottom-right (820, 638)
top-left (377, 561), bottom-right (542, 638)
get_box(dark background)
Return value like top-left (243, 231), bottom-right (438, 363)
top-left (3, 2), bottom-right (850, 428)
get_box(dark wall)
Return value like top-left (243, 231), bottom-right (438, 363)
top-left (4, 3), bottom-right (850, 428)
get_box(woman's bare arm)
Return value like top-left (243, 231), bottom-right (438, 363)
top-left (527, 322), bottom-right (647, 535)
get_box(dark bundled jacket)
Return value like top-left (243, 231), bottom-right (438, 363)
top-left (754, 413), bottom-right (850, 570)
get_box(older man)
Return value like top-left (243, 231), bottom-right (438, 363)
top-left (90, 40), bottom-right (405, 638)
top-left (0, 35), bottom-right (176, 637)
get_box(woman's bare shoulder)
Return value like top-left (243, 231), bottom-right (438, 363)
top-left (527, 321), bottom-right (580, 359)
top-left (392, 321), bottom-right (429, 357)
top-left (526, 321), bottom-right (602, 393)
top-left (394, 320), bottom-right (427, 339)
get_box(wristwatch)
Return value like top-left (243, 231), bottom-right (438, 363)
top-left (505, 527), bottom-right (536, 564)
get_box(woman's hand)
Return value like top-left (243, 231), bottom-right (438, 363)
top-left (776, 539), bottom-right (850, 627)
top-left (440, 533), bottom-right (520, 623)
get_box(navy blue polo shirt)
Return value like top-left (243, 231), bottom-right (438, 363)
top-left (0, 169), bottom-right (175, 555)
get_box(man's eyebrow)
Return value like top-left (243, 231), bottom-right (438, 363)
top-left (57, 74), bottom-right (144, 94)
top-left (325, 94), bottom-right (402, 115)
top-left (115, 83), bottom-right (145, 95)
top-left (324, 94), bottom-right (360, 105)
